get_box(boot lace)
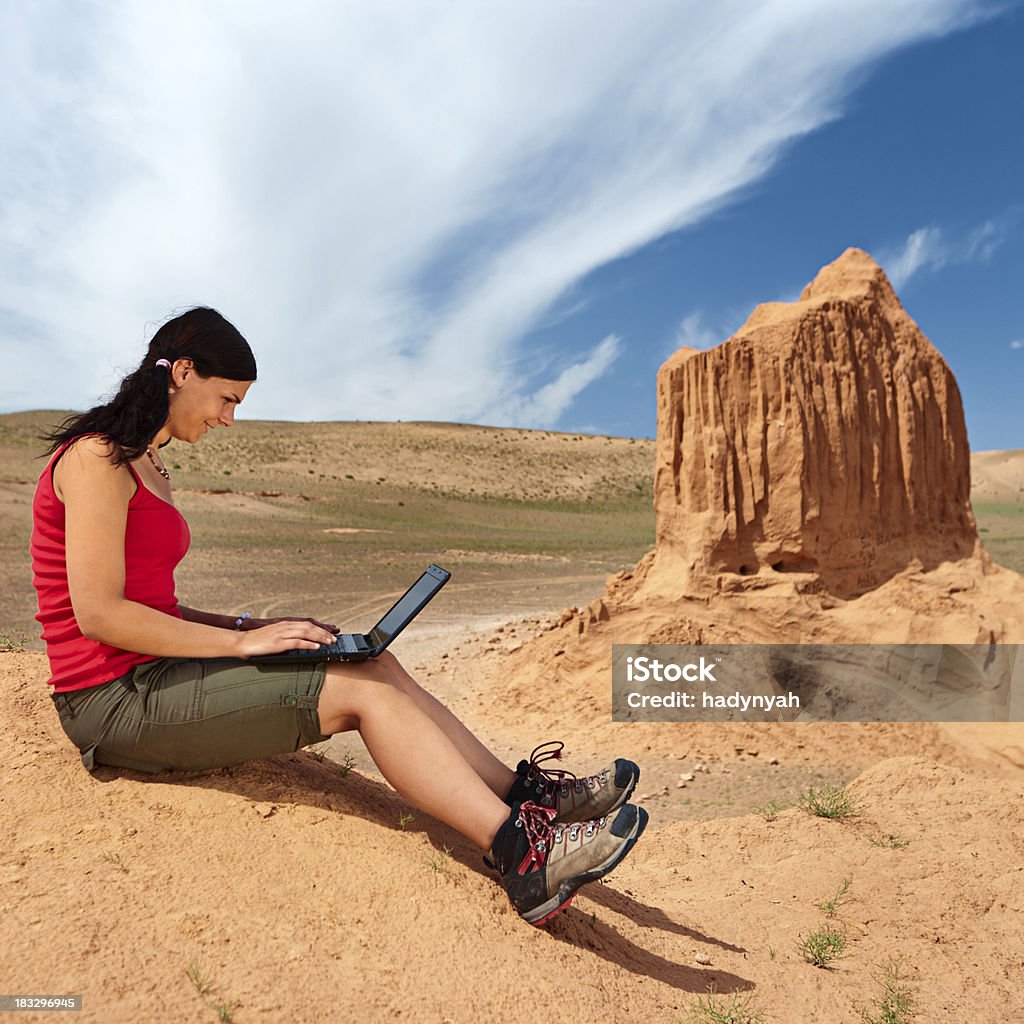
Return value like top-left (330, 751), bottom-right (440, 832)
top-left (514, 801), bottom-right (608, 874)
top-left (524, 741), bottom-right (607, 798)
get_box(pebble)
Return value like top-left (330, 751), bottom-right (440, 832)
top-left (695, 953), bottom-right (713, 966)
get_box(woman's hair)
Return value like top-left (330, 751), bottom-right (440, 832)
top-left (43, 306), bottom-right (257, 464)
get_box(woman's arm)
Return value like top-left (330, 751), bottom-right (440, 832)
top-left (178, 606), bottom-right (338, 633)
top-left (177, 606), bottom-right (240, 631)
top-left (58, 438), bottom-right (335, 658)
top-left (176, 602), bottom-right (335, 634)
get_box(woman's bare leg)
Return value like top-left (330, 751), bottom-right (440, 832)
top-left (375, 653), bottom-right (517, 796)
top-left (316, 652), bottom-right (513, 850)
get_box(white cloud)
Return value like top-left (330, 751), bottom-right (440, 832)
top-left (1011, 339), bottom-right (1024, 350)
top-left (882, 213), bottom-right (1012, 290)
top-left (673, 312), bottom-right (720, 353)
top-left (884, 227), bottom-right (947, 290)
top-left (498, 334), bottom-right (622, 427)
top-left (1, 0), bottom-right (991, 427)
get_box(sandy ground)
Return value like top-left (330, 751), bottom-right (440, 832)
top-left (3, 619), bottom-right (1024, 1023)
top-left (3, 423), bottom-right (1024, 1022)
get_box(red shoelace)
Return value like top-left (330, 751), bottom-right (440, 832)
top-left (524, 741), bottom-right (577, 786)
top-left (514, 801), bottom-right (559, 873)
top-left (514, 800), bottom-right (607, 875)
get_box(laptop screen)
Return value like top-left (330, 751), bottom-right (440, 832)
top-left (367, 566), bottom-right (450, 650)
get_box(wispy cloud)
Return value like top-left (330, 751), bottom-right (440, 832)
top-left (1, 1), bottom-right (991, 427)
top-left (884, 226), bottom-right (947, 290)
top-left (881, 212), bottom-right (1014, 290)
top-left (674, 312), bottom-right (714, 352)
top-left (1011, 339), bottom-right (1024, 350)
top-left (501, 334), bottom-right (622, 427)
top-left (669, 307), bottom-right (758, 358)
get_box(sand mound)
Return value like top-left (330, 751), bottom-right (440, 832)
top-left (5, 652), bottom-right (1023, 1021)
top-left (616, 754), bottom-right (1024, 1019)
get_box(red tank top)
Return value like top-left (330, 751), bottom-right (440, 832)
top-left (30, 441), bottom-right (191, 692)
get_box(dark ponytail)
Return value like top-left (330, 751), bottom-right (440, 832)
top-left (42, 307), bottom-right (257, 465)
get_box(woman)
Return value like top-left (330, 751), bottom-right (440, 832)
top-left (30, 306), bottom-right (647, 926)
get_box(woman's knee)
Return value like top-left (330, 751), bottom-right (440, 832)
top-left (373, 649), bottom-right (405, 677)
top-left (319, 657), bottom-right (414, 725)
top-left (366, 650), bottom-right (421, 695)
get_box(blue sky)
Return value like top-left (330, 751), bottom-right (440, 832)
top-left (2, 0), bottom-right (1021, 448)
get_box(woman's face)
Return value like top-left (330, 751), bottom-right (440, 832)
top-left (166, 360), bottom-right (253, 444)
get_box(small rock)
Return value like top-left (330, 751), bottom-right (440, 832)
top-left (680, 772), bottom-right (695, 782)
top-left (695, 953), bottom-right (713, 966)
top-left (769, 757), bottom-right (780, 765)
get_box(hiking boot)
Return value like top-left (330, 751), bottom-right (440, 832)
top-left (505, 741), bottom-right (639, 824)
top-left (489, 800), bottom-right (648, 926)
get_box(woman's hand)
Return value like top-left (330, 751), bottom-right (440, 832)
top-left (233, 618), bottom-right (338, 659)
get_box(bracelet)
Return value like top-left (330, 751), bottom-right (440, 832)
top-left (233, 612), bottom-right (252, 630)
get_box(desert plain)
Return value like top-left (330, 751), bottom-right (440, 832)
top-left (0, 411), bottom-right (1021, 1022)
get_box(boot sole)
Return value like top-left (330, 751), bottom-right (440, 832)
top-left (523, 804), bottom-right (649, 926)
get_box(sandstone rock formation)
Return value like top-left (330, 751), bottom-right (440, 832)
top-left (652, 247), bottom-right (978, 599)
top-left (495, 249), bottom-right (1024, 739)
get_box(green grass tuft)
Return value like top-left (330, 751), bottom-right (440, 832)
top-left (797, 924), bottom-right (847, 968)
top-left (100, 852), bottom-right (129, 873)
top-left (186, 962), bottom-right (236, 1024)
top-left (869, 833), bottom-right (910, 849)
top-left (428, 844), bottom-right (455, 875)
top-left (799, 785), bottom-right (858, 820)
top-left (0, 629), bottom-right (29, 652)
top-left (683, 988), bottom-right (766, 1024)
top-left (859, 957), bottom-right (916, 1024)
top-left (815, 876), bottom-right (853, 917)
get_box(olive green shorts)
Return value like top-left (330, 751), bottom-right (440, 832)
top-left (51, 656), bottom-right (330, 774)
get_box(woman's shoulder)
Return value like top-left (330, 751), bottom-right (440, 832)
top-left (51, 435), bottom-right (136, 500)
top-left (54, 433), bottom-right (132, 468)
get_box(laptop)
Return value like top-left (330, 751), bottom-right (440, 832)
top-left (253, 563), bottom-right (451, 663)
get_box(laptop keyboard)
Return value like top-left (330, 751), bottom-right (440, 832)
top-left (321, 634), bottom-right (363, 655)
